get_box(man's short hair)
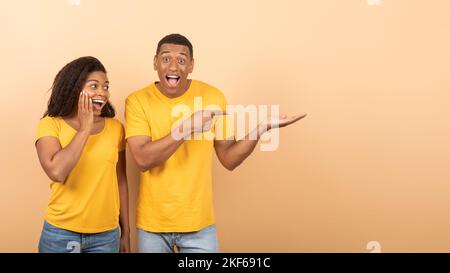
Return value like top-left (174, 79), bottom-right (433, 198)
top-left (156, 34), bottom-right (193, 59)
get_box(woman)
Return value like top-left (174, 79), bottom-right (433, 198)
top-left (35, 56), bottom-right (130, 253)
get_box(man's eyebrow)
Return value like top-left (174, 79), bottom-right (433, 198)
top-left (160, 51), bottom-right (189, 57)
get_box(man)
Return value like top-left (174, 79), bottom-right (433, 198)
top-left (125, 34), bottom-right (306, 253)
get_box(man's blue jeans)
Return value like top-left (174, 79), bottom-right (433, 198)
top-left (137, 224), bottom-right (219, 253)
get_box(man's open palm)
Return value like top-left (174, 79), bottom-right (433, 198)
top-left (265, 113), bottom-right (307, 130)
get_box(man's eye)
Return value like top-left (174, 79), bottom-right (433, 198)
top-left (104, 85), bottom-right (109, 91)
top-left (163, 57), bottom-right (170, 62)
top-left (178, 58), bottom-right (185, 65)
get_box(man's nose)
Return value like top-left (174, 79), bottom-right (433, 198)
top-left (169, 59), bottom-right (178, 70)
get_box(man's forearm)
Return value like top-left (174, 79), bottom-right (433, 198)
top-left (225, 139), bottom-right (258, 170)
top-left (136, 124), bottom-right (191, 171)
top-left (218, 124), bottom-right (269, 170)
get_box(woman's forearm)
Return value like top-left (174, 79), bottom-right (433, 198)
top-left (47, 130), bottom-right (90, 182)
top-left (117, 151), bottom-right (130, 234)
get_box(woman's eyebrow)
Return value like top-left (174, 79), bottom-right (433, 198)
top-left (86, 79), bottom-right (109, 84)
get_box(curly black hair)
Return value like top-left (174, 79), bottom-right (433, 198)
top-left (43, 56), bottom-right (115, 118)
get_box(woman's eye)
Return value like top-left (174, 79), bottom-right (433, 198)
top-left (104, 86), bottom-right (109, 91)
top-left (90, 84), bottom-right (97, 89)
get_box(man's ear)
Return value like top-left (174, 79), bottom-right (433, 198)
top-left (189, 58), bottom-right (195, 73)
top-left (153, 55), bottom-right (157, 70)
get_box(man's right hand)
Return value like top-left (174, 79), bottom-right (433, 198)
top-left (173, 110), bottom-right (226, 140)
top-left (190, 110), bottom-right (226, 133)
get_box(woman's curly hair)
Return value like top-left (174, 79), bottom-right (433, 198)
top-left (43, 56), bottom-right (115, 118)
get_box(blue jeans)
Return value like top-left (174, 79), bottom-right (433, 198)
top-left (137, 224), bottom-right (219, 253)
top-left (38, 221), bottom-right (120, 253)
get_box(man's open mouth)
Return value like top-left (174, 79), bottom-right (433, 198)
top-left (166, 75), bottom-right (180, 88)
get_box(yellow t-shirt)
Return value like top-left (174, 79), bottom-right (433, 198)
top-left (125, 80), bottom-right (231, 232)
top-left (36, 116), bottom-right (125, 233)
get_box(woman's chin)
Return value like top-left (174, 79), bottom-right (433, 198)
top-left (92, 104), bottom-right (105, 116)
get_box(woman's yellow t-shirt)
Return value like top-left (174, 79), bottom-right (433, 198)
top-left (36, 116), bottom-right (125, 233)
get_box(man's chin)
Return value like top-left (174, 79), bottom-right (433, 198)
top-left (158, 82), bottom-right (183, 95)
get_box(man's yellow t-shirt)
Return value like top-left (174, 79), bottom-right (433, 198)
top-left (36, 116), bottom-right (125, 233)
top-left (125, 80), bottom-right (230, 232)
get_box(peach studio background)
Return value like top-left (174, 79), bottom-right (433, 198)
top-left (1, 0), bottom-right (450, 252)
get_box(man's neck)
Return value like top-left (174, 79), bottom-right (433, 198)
top-left (156, 79), bottom-right (192, 99)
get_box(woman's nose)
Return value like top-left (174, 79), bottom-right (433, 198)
top-left (92, 88), bottom-right (104, 97)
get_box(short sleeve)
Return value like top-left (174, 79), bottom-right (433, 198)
top-left (36, 116), bottom-right (60, 144)
top-left (125, 96), bottom-right (151, 139)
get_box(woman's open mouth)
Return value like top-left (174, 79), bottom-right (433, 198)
top-left (165, 75), bottom-right (180, 88)
top-left (92, 98), bottom-right (106, 111)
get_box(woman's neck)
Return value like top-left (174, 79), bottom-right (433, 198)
top-left (65, 113), bottom-right (104, 124)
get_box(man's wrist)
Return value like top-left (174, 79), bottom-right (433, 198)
top-left (257, 123), bottom-right (270, 138)
top-left (172, 122), bottom-right (192, 140)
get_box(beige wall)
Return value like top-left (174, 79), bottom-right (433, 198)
top-left (1, 0), bottom-right (450, 252)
